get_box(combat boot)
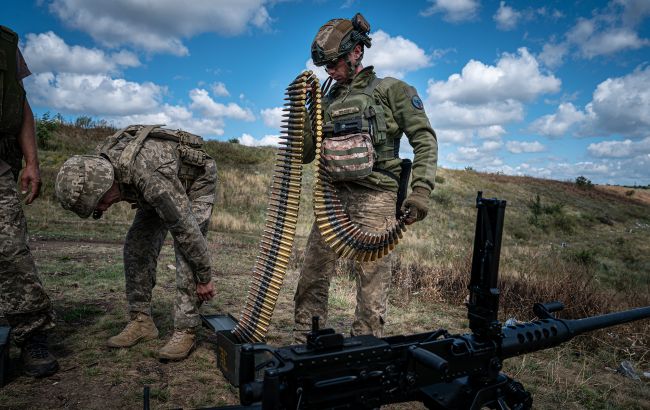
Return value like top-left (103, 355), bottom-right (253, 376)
top-left (107, 312), bottom-right (159, 348)
top-left (21, 332), bottom-right (59, 378)
top-left (158, 329), bottom-right (196, 361)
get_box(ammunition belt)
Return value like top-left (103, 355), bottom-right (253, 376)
top-left (232, 71), bottom-right (318, 343)
top-left (233, 71), bottom-right (409, 343)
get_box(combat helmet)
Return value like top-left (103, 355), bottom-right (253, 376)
top-left (311, 13), bottom-right (372, 68)
top-left (55, 155), bottom-right (115, 218)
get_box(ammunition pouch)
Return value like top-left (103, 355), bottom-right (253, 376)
top-left (321, 132), bottom-right (375, 181)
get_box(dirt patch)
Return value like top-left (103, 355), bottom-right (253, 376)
top-left (596, 185), bottom-right (650, 206)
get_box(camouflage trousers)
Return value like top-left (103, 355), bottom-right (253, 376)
top-left (124, 160), bottom-right (217, 330)
top-left (0, 168), bottom-right (55, 345)
top-left (294, 183), bottom-right (396, 339)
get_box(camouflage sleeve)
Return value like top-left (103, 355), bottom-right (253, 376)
top-left (381, 79), bottom-right (438, 192)
top-left (137, 165), bottom-right (212, 283)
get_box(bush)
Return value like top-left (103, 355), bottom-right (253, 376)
top-left (575, 175), bottom-right (593, 189)
top-left (435, 175), bottom-right (445, 184)
top-left (228, 138), bottom-right (240, 144)
top-left (35, 112), bottom-right (58, 149)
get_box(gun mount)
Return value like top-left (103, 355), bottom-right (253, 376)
top-left (204, 192), bottom-right (650, 410)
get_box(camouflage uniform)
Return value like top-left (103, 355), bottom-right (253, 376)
top-left (0, 28), bottom-right (55, 345)
top-left (96, 127), bottom-right (217, 330)
top-left (295, 66), bottom-right (438, 337)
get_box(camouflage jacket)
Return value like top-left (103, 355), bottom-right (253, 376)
top-left (302, 66), bottom-right (438, 193)
top-left (98, 131), bottom-right (214, 283)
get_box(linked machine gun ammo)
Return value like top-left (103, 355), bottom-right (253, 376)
top-left (208, 191), bottom-right (650, 410)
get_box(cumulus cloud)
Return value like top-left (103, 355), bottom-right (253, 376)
top-left (587, 137), bottom-right (650, 158)
top-left (22, 31), bottom-right (139, 74)
top-left (529, 102), bottom-right (586, 138)
top-left (49, 0), bottom-right (271, 55)
top-left (582, 65), bottom-right (650, 137)
top-left (26, 72), bottom-right (162, 116)
top-left (364, 30), bottom-right (431, 78)
top-left (110, 104), bottom-right (227, 136)
top-left (189, 89), bottom-right (255, 121)
top-left (426, 48), bottom-right (560, 130)
top-left (539, 1), bottom-right (650, 68)
top-left (211, 82), bottom-right (230, 97)
top-left (494, 1), bottom-right (521, 31)
top-left (239, 133), bottom-right (280, 147)
top-left (261, 106), bottom-right (284, 129)
top-left (421, 0), bottom-right (480, 23)
top-left (506, 140), bottom-right (545, 153)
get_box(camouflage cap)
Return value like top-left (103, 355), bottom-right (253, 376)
top-left (55, 155), bottom-right (115, 218)
top-left (311, 13), bottom-right (371, 67)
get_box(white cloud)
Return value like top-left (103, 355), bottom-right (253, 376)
top-left (239, 133), bottom-right (280, 147)
top-left (22, 31), bottom-right (139, 74)
top-left (529, 102), bottom-right (586, 138)
top-left (587, 137), bottom-right (650, 158)
top-left (261, 106), bottom-right (284, 129)
top-left (425, 48), bottom-right (559, 132)
top-left (211, 82), bottom-right (230, 97)
top-left (539, 1), bottom-right (650, 68)
top-left (537, 42), bottom-right (568, 69)
top-left (49, 0), bottom-right (271, 55)
top-left (427, 48), bottom-right (560, 105)
top-left (506, 140), bottom-right (545, 153)
top-left (582, 65), bottom-right (650, 137)
top-left (477, 125), bottom-right (506, 139)
top-left (482, 140), bottom-right (502, 151)
top-left (189, 89), bottom-right (255, 121)
top-left (421, 0), bottom-right (480, 23)
top-left (364, 30), bottom-right (431, 78)
top-left (26, 72), bottom-right (162, 116)
top-left (567, 19), bottom-right (649, 58)
top-left (437, 129), bottom-right (472, 145)
top-left (110, 104), bottom-right (227, 136)
top-left (494, 1), bottom-right (521, 31)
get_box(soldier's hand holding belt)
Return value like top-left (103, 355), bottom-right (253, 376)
top-left (196, 280), bottom-right (216, 301)
top-left (402, 187), bottom-right (430, 225)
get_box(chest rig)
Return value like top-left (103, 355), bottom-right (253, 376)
top-left (0, 26), bottom-right (26, 173)
top-left (323, 77), bottom-right (396, 163)
top-left (98, 125), bottom-right (208, 202)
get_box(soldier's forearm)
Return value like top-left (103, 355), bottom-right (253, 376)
top-left (17, 99), bottom-right (38, 167)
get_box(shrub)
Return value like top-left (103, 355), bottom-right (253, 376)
top-left (35, 112), bottom-right (58, 149)
top-left (575, 175), bottom-right (593, 189)
top-left (435, 175), bottom-right (445, 184)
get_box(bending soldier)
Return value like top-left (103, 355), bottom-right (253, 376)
top-left (0, 25), bottom-right (59, 377)
top-left (55, 125), bottom-right (217, 361)
top-left (294, 14), bottom-right (438, 341)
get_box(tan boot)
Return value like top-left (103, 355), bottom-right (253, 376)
top-left (158, 329), bottom-right (196, 361)
top-left (107, 312), bottom-right (159, 348)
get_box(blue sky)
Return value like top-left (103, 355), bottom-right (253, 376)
top-left (5, 0), bottom-right (650, 185)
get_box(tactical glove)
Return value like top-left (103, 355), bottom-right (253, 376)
top-left (402, 187), bottom-right (430, 224)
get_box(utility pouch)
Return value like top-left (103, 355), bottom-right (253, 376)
top-left (364, 105), bottom-right (387, 146)
top-left (396, 158), bottom-right (412, 218)
top-left (322, 132), bottom-right (375, 181)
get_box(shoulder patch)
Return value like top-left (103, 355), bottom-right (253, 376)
top-left (411, 95), bottom-right (424, 110)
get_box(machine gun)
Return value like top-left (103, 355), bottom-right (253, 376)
top-left (220, 192), bottom-right (649, 410)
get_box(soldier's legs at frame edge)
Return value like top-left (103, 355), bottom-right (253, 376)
top-left (107, 208), bottom-right (166, 348)
top-left (340, 185), bottom-right (396, 338)
top-left (293, 222), bottom-right (338, 343)
top-left (160, 160), bottom-right (217, 361)
top-left (0, 169), bottom-right (58, 377)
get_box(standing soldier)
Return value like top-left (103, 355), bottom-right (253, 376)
top-left (294, 14), bottom-right (438, 341)
top-left (0, 25), bottom-right (59, 377)
top-left (55, 125), bottom-right (217, 361)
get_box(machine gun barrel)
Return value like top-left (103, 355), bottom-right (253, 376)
top-left (501, 304), bottom-right (650, 359)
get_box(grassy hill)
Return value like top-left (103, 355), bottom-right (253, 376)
top-left (2, 122), bottom-right (648, 409)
